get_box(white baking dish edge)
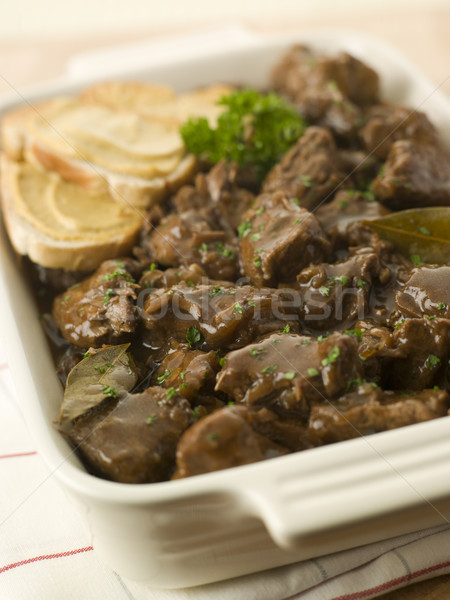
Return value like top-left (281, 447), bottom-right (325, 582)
top-left (0, 28), bottom-right (450, 587)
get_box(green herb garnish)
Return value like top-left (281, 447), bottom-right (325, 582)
top-left (166, 387), bottom-right (177, 400)
top-left (102, 288), bottom-right (116, 304)
top-left (284, 371), bottom-right (296, 380)
top-left (426, 354), bottom-right (441, 370)
top-left (261, 364), bottom-right (278, 374)
top-left (186, 326), bottom-right (202, 348)
top-left (102, 385), bottom-right (117, 398)
top-left (321, 346), bottom-right (340, 367)
top-left (237, 219), bottom-right (252, 238)
top-left (180, 89), bottom-right (305, 179)
top-left (156, 370), bottom-right (172, 384)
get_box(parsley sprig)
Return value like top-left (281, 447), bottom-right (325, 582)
top-left (180, 89), bottom-right (305, 180)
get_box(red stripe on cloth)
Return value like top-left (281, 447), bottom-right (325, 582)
top-left (0, 451), bottom-right (37, 459)
top-left (331, 560), bottom-right (450, 600)
top-left (0, 546), bottom-right (94, 574)
top-left (0, 363), bottom-right (9, 370)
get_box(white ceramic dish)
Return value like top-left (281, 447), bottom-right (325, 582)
top-left (1, 30), bottom-right (450, 589)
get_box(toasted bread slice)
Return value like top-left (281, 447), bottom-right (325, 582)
top-left (1, 82), bottom-right (231, 208)
top-left (0, 153), bottom-right (143, 271)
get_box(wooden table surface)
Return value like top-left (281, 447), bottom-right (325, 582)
top-left (0, 7), bottom-right (449, 598)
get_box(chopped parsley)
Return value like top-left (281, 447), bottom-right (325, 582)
top-left (344, 328), bottom-right (364, 342)
top-left (186, 326), bottom-right (202, 348)
top-left (253, 256), bottom-right (262, 268)
top-left (102, 385), bottom-right (117, 398)
top-left (307, 368), bottom-right (319, 377)
top-left (426, 354), bottom-right (441, 370)
top-left (209, 286), bottom-right (224, 297)
top-left (410, 254), bottom-right (423, 266)
top-left (334, 275), bottom-right (349, 286)
top-left (156, 370), bottom-right (172, 384)
top-left (321, 346), bottom-right (340, 367)
top-left (216, 243), bottom-right (235, 259)
top-left (300, 175), bottom-right (313, 187)
top-left (166, 387), bottom-right (177, 400)
top-left (102, 269), bottom-right (135, 283)
top-left (261, 364), bottom-right (278, 374)
top-left (284, 371), bottom-right (296, 380)
top-left (251, 348), bottom-right (266, 357)
top-left (346, 377), bottom-right (365, 392)
top-left (102, 288), bottom-right (116, 304)
top-left (146, 415), bottom-right (158, 424)
top-left (237, 220), bottom-right (252, 238)
top-left (279, 324), bottom-right (291, 334)
top-left (233, 302), bottom-right (243, 314)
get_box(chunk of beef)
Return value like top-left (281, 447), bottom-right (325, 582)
top-left (295, 251), bottom-right (387, 330)
top-left (66, 387), bottom-right (192, 483)
top-left (172, 404), bottom-right (288, 479)
top-left (215, 331), bottom-right (364, 414)
top-left (172, 160), bottom-right (255, 234)
top-left (337, 149), bottom-right (381, 190)
top-left (309, 384), bottom-right (450, 444)
top-left (262, 127), bottom-right (346, 211)
top-left (145, 210), bottom-right (239, 281)
top-left (386, 317), bottom-right (450, 390)
top-left (271, 46), bottom-right (379, 138)
top-left (142, 283), bottom-right (300, 353)
top-left (357, 247), bottom-right (411, 327)
top-left (250, 407), bottom-right (318, 452)
top-left (239, 191), bottom-right (331, 287)
top-left (355, 319), bottom-right (392, 352)
top-left (315, 189), bottom-right (390, 249)
top-left (139, 263), bottom-right (208, 290)
top-left (152, 344), bottom-right (219, 402)
top-left (372, 139), bottom-right (450, 209)
top-left (395, 266), bottom-right (450, 320)
top-left (52, 258), bottom-right (139, 348)
top-left (359, 104), bottom-right (438, 160)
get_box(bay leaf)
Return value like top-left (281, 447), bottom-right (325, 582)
top-left (363, 207), bottom-right (450, 265)
top-left (59, 343), bottom-right (138, 425)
